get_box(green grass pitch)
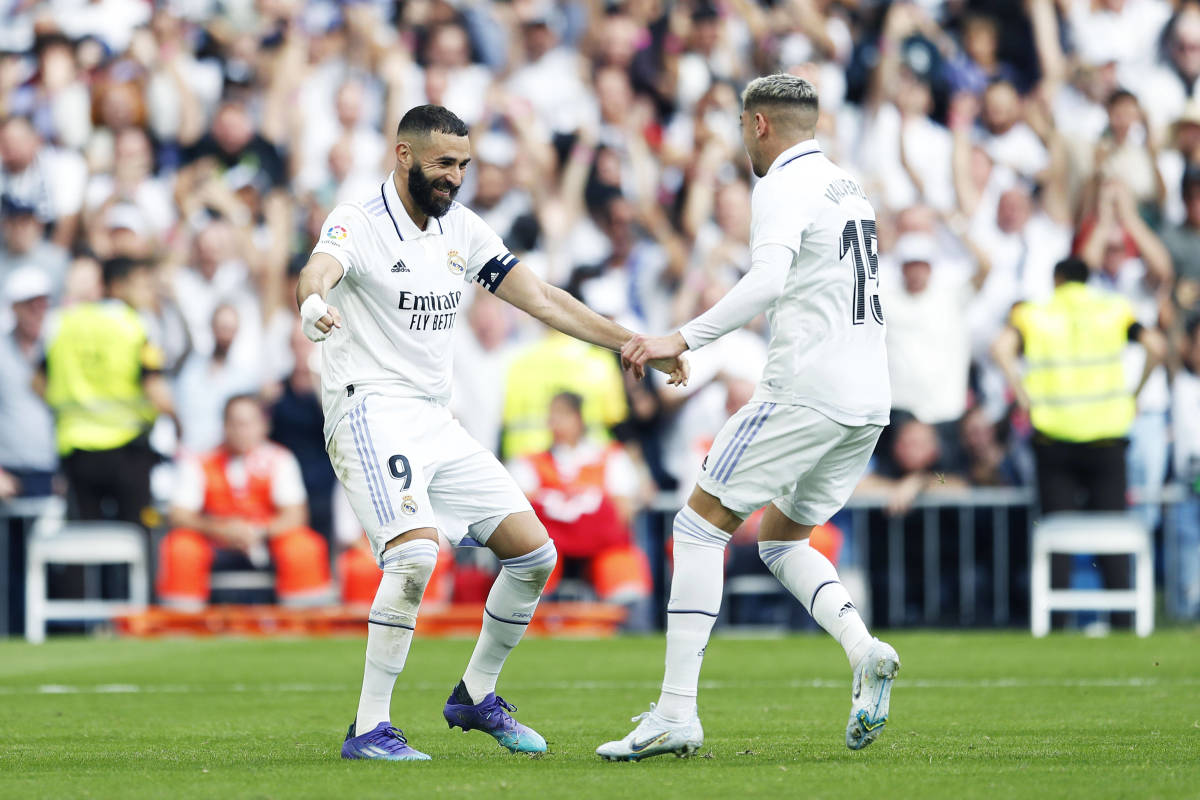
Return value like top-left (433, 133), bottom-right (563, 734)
top-left (1, 630), bottom-right (1197, 799)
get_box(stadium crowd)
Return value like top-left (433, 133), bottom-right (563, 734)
top-left (1, 0), bottom-right (1199, 619)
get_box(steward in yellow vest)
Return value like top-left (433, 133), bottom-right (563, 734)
top-left (38, 257), bottom-right (177, 527)
top-left (991, 256), bottom-right (1166, 617)
top-left (992, 257), bottom-right (1165, 452)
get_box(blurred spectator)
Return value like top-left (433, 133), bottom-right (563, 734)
top-left (881, 230), bottom-right (989, 430)
top-left (0, 193), bottom-right (69, 297)
top-left (1157, 100), bottom-right (1200, 227)
top-left (451, 291), bottom-right (518, 456)
top-left (84, 127), bottom-right (176, 243)
top-left (171, 217), bottom-right (264, 366)
top-left (0, 113), bottom-right (85, 247)
top-left (157, 394), bottom-right (331, 609)
top-left (181, 100), bottom-right (286, 192)
top-left (1161, 165), bottom-right (1200, 315)
top-left (1094, 90), bottom-right (1164, 214)
top-left (943, 15), bottom-right (1020, 97)
top-left (567, 190), bottom-right (683, 332)
top-left (992, 257), bottom-right (1166, 627)
top-left (294, 77), bottom-right (387, 196)
top-left (0, 267), bottom-right (56, 498)
top-left (175, 303), bottom-right (263, 453)
top-left (959, 405), bottom-right (1023, 488)
top-left (40, 257), bottom-right (176, 527)
top-left (978, 79), bottom-right (1050, 180)
top-left (856, 415), bottom-right (969, 517)
top-left (269, 322), bottom-right (336, 542)
top-left (9, 33), bottom-right (91, 150)
top-left (1067, 0), bottom-right (1172, 77)
top-left (1136, 5), bottom-right (1200, 137)
top-left (508, 392), bottom-right (651, 608)
top-left (1171, 318), bottom-right (1200, 618)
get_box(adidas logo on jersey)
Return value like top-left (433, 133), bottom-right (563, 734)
top-left (391, 260), bottom-right (410, 273)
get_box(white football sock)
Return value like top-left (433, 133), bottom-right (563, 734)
top-left (759, 539), bottom-right (873, 668)
top-left (657, 506), bottom-right (730, 723)
top-left (461, 540), bottom-right (557, 703)
top-left (355, 538), bottom-right (439, 733)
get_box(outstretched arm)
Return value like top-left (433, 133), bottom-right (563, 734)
top-left (622, 243), bottom-right (791, 368)
top-left (494, 262), bottom-right (688, 385)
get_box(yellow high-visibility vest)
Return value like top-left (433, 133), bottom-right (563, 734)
top-left (44, 300), bottom-right (162, 455)
top-left (1010, 283), bottom-right (1136, 442)
top-left (501, 332), bottom-right (629, 459)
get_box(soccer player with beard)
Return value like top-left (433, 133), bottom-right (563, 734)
top-left (296, 105), bottom-right (687, 761)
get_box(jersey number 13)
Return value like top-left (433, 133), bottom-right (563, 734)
top-left (840, 219), bottom-right (883, 325)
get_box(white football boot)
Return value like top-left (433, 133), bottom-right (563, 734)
top-left (596, 704), bottom-right (704, 761)
top-left (846, 638), bottom-right (900, 750)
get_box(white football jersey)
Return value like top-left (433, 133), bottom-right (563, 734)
top-left (311, 172), bottom-right (518, 441)
top-left (750, 140), bottom-right (891, 426)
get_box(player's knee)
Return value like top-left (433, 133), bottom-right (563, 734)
top-left (379, 538), bottom-right (440, 609)
top-left (758, 539), bottom-right (801, 575)
top-left (503, 539), bottom-right (557, 588)
top-left (672, 507), bottom-right (731, 550)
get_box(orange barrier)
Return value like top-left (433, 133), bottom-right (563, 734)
top-left (113, 602), bottom-right (627, 638)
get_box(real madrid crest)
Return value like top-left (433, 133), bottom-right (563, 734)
top-left (446, 249), bottom-right (466, 275)
top-left (401, 495), bottom-right (419, 515)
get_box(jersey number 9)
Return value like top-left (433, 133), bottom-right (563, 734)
top-left (388, 455), bottom-right (412, 490)
top-left (841, 219), bottom-right (883, 325)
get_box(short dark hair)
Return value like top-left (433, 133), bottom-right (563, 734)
top-left (396, 105), bottom-right (469, 139)
top-left (101, 257), bottom-right (151, 287)
top-left (1182, 164), bottom-right (1200, 197)
top-left (550, 391), bottom-right (584, 417)
top-left (1106, 88), bottom-right (1138, 108)
top-left (1053, 257), bottom-right (1091, 284)
top-left (224, 393), bottom-right (264, 421)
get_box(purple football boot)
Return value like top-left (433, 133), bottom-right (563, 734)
top-left (442, 681), bottom-right (547, 753)
top-left (341, 721), bottom-right (431, 761)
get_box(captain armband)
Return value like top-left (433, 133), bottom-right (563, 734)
top-left (474, 252), bottom-right (519, 293)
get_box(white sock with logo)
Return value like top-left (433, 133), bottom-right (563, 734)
top-left (355, 539), bottom-right (439, 733)
top-left (656, 506), bottom-right (730, 724)
top-left (461, 540), bottom-right (557, 703)
top-left (758, 539), bottom-right (873, 668)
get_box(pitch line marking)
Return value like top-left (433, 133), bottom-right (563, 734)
top-left (0, 677), bottom-right (1196, 696)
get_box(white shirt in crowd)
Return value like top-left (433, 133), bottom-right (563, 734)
top-left (1172, 368), bottom-right (1200, 481)
top-left (882, 273), bottom-right (974, 425)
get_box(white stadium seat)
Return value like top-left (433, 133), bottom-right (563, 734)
top-left (25, 500), bottom-right (149, 643)
top-left (1030, 512), bottom-right (1154, 637)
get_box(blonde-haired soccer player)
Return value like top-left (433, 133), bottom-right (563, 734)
top-left (597, 74), bottom-right (900, 760)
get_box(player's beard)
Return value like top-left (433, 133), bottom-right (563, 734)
top-left (408, 163), bottom-right (458, 218)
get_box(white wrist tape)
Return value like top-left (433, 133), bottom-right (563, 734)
top-left (300, 293), bottom-right (330, 342)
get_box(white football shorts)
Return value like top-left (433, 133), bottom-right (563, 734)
top-left (697, 401), bottom-right (882, 525)
top-left (326, 394), bottom-right (532, 562)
